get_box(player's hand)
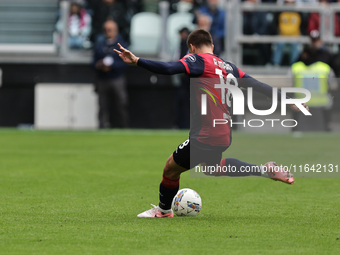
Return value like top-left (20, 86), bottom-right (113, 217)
top-left (114, 43), bottom-right (139, 65)
top-left (289, 103), bottom-right (309, 112)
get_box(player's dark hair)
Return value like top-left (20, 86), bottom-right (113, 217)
top-left (187, 29), bottom-right (213, 50)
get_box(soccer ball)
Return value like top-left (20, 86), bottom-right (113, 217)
top-left (172, 188), bottom-right (202, 216)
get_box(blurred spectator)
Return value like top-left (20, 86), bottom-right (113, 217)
top-left (177, 0), bottom-right (194, 13)
top-left (243, 0), bottom-right (269, 36)
top-left (293, 30), bottom-right (336, 131)
top-left (168, 0), bottom-right (206, 14)
top-left (197, 13), bottom-right (222, 55)
top-left (93, 20), bottom-right (128, 128)
top-left (174, 27), bottom-right (190, 129)
top-left (85, 0), bottom-right (97, 15)
top-left (91, 0), bottom-right (136, 44)
top-left (295, 0), bottom-right (317, 3)
top-left (130, 0), bottom-right (144, 13)
top-left (272, 0), bottom-right (301, 66)
top-left (298, 30), bottom-right (334, 67)
top-left (179, 27), bottom-right (190, 58)
top-left (197, 0), bottom-right (225, 52)
top-left (56, 0), bottom-right (92, 49)
top-left (197, 13), bottom-right (212, 30)
top-left (308, 0), bottom-right (339, 37)
top-left (123, 0), bottom-right (144, 25)
top-left (243, 0), bottom-right (271, 65)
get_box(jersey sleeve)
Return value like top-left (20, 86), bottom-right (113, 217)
top-left (179, 54), bottom-right (205, 77)
top-left (227, 62), bottom-right (287, 101)
top-left (237, 68), bottom-right (246, 78)
top-left (225, 61), bottom-right (245, 78)
top-left (137, 59), bottom-right (186, 75)
top-left (240, 74), bottom-right (288, 101)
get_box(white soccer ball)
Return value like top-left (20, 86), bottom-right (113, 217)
top-left (172, 188), bottom-right (202, 216)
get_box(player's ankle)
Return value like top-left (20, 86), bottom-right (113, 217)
top-left (158, 205), bottom-right (172, 214)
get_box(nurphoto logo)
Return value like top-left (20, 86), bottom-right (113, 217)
top-left (199, 74), bottom-right (311, 128)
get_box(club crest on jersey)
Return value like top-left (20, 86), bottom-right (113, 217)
top-left (187, 55), bottom-right (196, 63)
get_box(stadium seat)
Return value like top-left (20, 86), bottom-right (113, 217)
top-left (166, 13), bottom-right (197, 57)
top-left (129, 12), bottom-right (162, 55)
top-left (0, 1), bottom-right (58, 44)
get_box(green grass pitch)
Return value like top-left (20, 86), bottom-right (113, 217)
top-left (0, 129), bottom-right (339, 254)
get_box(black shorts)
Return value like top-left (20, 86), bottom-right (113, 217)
top-left (172, 138), bottom-right (228, 170)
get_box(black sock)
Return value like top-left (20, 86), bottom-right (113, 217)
top-left (159, 183), bottom-right (179, 210)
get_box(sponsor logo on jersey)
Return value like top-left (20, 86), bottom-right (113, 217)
top-left (213, 58), bottom-right (233, 71)
top-left (225, 64), bottom-right (233, 71)
top-left (187, 55), bottom-right (196, 63)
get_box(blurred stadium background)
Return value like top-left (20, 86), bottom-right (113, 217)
top-left (0, 0), bottom-right (340, 132)
top-left (1, 2), bottom-right (340, 253)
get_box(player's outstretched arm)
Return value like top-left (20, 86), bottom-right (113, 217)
top-left (114, 43), bottom-right (186, 75)
top-left (239, 74), bottom-right (309, 113)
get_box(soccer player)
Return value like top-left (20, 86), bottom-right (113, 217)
top-left (115, 29), bottom-right (309, 218)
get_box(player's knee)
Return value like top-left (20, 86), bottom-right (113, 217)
top-left (163, 158), bottom-right (174, 177)
top-left (163, 155), bottom-right (180, 179)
